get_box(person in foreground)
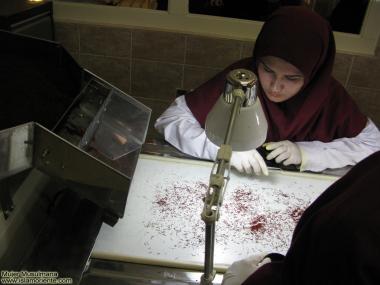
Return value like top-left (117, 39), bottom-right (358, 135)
top-left (155, 6), bottom-right (380, 176)
top-left (222, 150), bottom-right (380, 285)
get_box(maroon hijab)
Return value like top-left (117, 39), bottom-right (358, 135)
top-left (243, 150), bottom-right (380, 285)
top-left (185, 6), bottom-right (366, 142)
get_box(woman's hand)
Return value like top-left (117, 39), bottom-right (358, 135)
top-left (230, 150), bottom-right (269, 176)
top-left (265, 140), bottom-right (302, 166)
top-left (222, 254), bottom-right (271, 285)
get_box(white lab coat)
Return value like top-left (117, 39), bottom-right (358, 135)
top-left (155, 95), bottom-right (380, 172)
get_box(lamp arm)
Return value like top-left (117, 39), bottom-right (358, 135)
top-left (201, 88), bottom-right (245, 285)
top-left (222, 88), bottom-right (245, 146)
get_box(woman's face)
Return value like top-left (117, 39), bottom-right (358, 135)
top-left (258, 56), bottom-right (305, 103)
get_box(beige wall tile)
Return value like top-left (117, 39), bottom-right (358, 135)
top-left (131, 59), bottom-right (183, 101)
top-left (349, 56), bottom-right (380, 89)
top-left (348, 86), bottom-right (380, 127)
top-left (79, 25), bottom-right (131, 57)
top-left (332, 53), bottom-right (353, 87)
top-left (375, 37), bottom-right (380, 58)
top-left (183, 65), bottom-right (221, 91)
top-left (241, 41), bottom-right (255, 59)
top-left (132, 29), bottom-right (186, 63)
top-left (55, 22), bottom-right (79, 53)
top-left (186, 35), bottom-right (241, 68)
top-left (80, 54), bottom-right (131, 93)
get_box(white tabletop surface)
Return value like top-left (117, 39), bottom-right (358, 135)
top-left (92, 154), bottom-right (338, 272)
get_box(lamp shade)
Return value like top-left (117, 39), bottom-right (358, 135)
top-left (205, 69), bottom-right (268, 151)
top-left (205, 95), bottom-right (268, 151)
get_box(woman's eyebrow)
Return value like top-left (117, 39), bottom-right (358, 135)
top-left (259, 60), bottom-right (272, 70)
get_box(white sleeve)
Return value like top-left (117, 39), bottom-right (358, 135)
top-left (296, 119), bottom-right (380, 172)
top-left (154, 95), bottom-right (219, 161)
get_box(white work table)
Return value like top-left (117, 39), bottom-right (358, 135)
top-left (92, 154), bottom-right (338, 272)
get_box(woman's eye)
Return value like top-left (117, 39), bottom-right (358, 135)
top-left (285, 76), bottom-right (301, 82)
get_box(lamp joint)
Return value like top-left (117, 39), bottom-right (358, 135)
top-left (217, 144), bottom-right (232, 162)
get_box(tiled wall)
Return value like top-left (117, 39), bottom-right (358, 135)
top-left (55, 22), bottom-right (380, 140)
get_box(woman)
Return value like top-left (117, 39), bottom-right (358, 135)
top-left (222, 150), bottom-right (380, 285)
top-left (155, 6), bottom-right (380, 175)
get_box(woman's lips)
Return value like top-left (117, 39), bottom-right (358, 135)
top-left (268, 92), bottom-right (281, 98)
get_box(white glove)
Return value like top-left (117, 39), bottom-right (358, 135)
top-left (222, 254), bottom-right (271, 285)
top-left (265, 140), bottom-right (302, 166)
top-left (230, 150), bottom-right (268, 176)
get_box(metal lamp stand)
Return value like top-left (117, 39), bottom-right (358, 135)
top-left (200, 88), bottom-right (245, 285)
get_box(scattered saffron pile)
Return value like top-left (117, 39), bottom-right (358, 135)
top-left (143, 180), bottom-right (312, 257)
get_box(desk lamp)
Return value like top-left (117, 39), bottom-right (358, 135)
top-left (200, 68), bottom-right (268, 284)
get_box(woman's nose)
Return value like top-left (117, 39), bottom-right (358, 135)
top-left (270, 79), bottom-right (282, 92)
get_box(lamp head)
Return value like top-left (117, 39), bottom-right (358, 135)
top-left (205, 69), bottom-right (268, 151)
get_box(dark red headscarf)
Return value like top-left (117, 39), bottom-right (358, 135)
top-left (185, 6), bottom-right (367, 142)
top-left (242, 150), bottom-right (380, 284)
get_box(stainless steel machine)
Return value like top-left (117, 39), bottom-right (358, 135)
top-left (0, 30), bottom-right (156, 284)
top-left (0, 122), bottom-right (137, 284)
